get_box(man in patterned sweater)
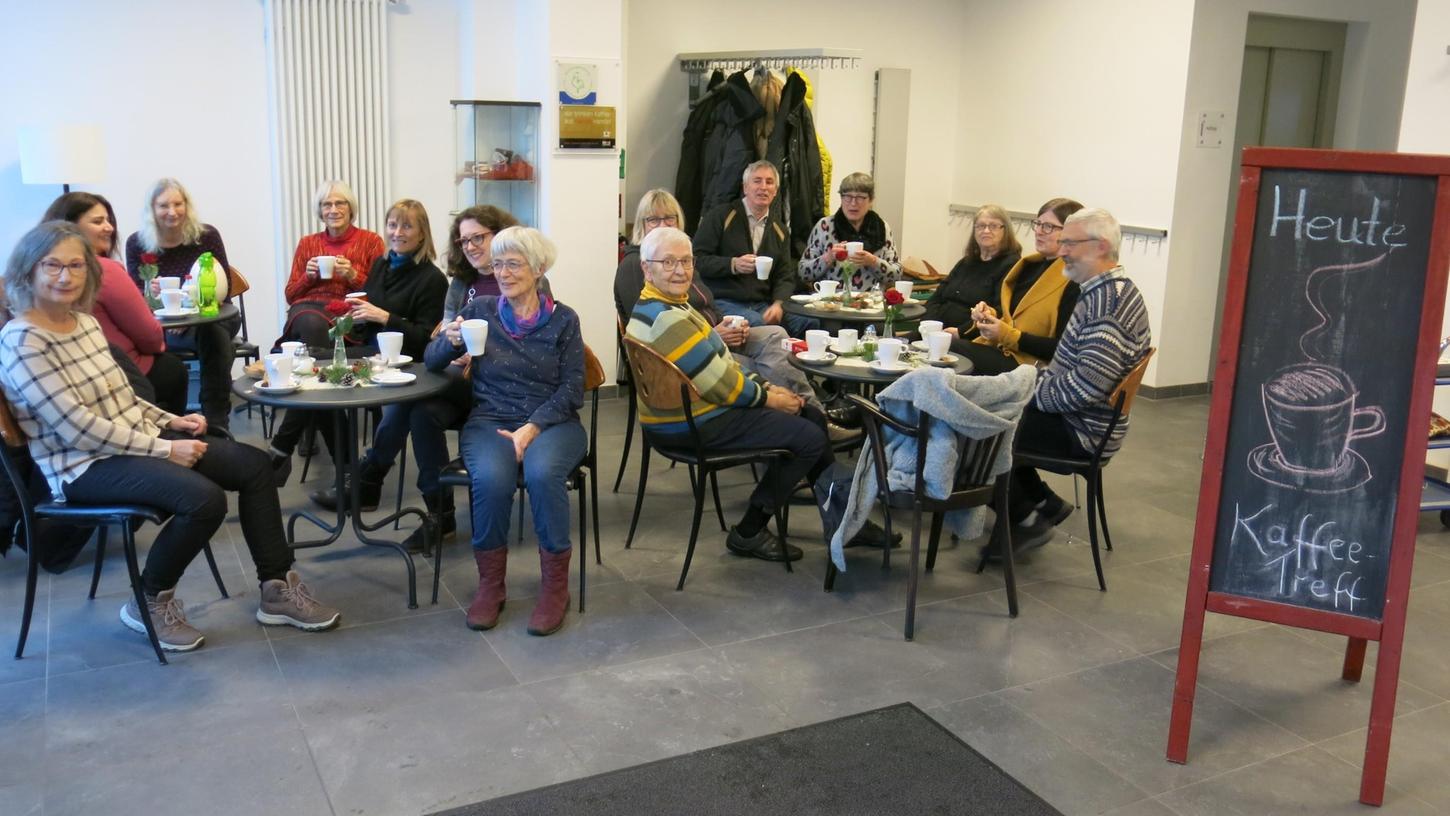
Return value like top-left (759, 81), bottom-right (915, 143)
top-left (1005, 207), bottom-right (1152, 554)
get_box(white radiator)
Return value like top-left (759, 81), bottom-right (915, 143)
top-left (264, 0), bottom-right (392, 248)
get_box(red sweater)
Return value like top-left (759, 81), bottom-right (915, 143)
top-left (284, 226), bottom-right (385, 305)
top-left (92, 257), bottom-right (165, 373)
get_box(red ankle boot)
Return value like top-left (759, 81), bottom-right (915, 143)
top-left (527, 548), bottom-right (571, 636)
top-left (466, 548), bottom-right (508, 630)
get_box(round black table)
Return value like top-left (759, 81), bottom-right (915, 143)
top-left (155, 302), bottom-right (240, 329)
top-left (788, 348), bottom-right (973, 386)
top-left (232, 369), bottom-right (452, 608)
top-left (781, 298), bottom-right (926, 332)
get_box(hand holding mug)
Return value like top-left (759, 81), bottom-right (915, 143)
top-left (444, 316), bottom-right (465, 348)
top-left (732, 254), bottom-right (758, 275)
top-left (334, 256), bottom-right (355, 281)
top-left (850, 249), bottom-right (878, 267)
top-left (349, 298), bottom-right (389, 325)
top-left (305, 257), bottom-right (320, 280)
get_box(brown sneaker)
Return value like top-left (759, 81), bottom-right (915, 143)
top-left (120, 588), bottom-right (205, 652)
top-left (257, 570), bottom-right (341, 631)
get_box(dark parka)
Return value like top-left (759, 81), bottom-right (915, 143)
top-left (765, 71), bottom-right (826, 259)
top-left (675, 72), bottom-right (763, 235)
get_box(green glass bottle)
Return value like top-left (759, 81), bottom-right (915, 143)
top-left (197, 252), bottom-right (219, 317)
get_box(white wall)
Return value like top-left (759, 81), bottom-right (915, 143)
top-left (1397, 0), bottom-right (1450, 336)
top-left (623, 0), bottom-right (968, 271)
top-left (1161, 0), bottom-right (1417, 387)
top-left (0, 0), bottom-right (281, 345)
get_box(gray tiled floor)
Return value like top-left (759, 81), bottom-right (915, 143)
top-left (3, 395), bottom-right (1449, 815)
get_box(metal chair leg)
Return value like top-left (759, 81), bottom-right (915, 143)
top-left (904, 507), bottom-right (926, 640)
top-left (577, 473), bottom-right (587, 613)
top-left (15, 524), bottom-right (40, 659)
top-left (612, 384), bottom-right (637, 492)
top-left (709, 470), bottom-right (726, 532)
top-left (394, 437), bottom-right (408, 531)
top-left (122, 525), bottom-right (167, 665)
top-left (625, 444), bottom-right (652, 547)
top-left (1095, 469), bottom-right (1113, 552)
top-left (676, 467), bottom-right (708, 591)
top-left (773, 507), bottom-right (792, 574)
top-left (925, 512), bottom-right (945, 572)
top-left (201, 543), bottom-right (229, 599)
top-left (997, 475), bottom-right (1019, 616)
top-left (88, 525), bottom-right (108, 599)
top-left (1086, 471), bottom-right (1106, 591)
top-left (589, 468), bottom-right (601, 565)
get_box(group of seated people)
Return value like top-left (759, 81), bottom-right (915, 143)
top-left (0, 159), bottom-right (1149, 655)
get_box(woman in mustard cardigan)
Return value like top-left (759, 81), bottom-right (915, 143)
top-left (951, 197), bottom-right (1083, 375)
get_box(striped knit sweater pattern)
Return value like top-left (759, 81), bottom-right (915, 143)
top-left (627, 281), bottom-right (766, 434)
top-left (1034, 267), bottom-right (1151, 457)
top-left (0, 313), bottom-right (176, 499)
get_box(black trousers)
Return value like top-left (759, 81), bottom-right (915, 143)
top-left (954, 340), bottom-right (1021, 376)
top-left (64, 431), bottom-right (294, 595)
top-left (145, 352), bottom-right (190, 417)
top-left (165, 315), bottom-right (241, 429)
top-left (1008, 405), bottom-right (1090, 523)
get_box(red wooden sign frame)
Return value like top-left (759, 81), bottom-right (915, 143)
top-left (1167, 147), bottom-right (1450, 806)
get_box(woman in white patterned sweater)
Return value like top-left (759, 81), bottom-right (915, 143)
top-left (0, 222), bottom-right (342, 652)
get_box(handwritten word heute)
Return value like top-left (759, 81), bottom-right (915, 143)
top-left (1270, 186), bottom-right (1409, 248)
top-left (1232, 501), bottom-right (1371, 612)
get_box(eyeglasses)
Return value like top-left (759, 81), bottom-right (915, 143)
top-left (643, 215), bottom-right (678, 228)
top-left (456, 232), bottom-right (492, 249)
top-left (490, 259), bottom-right (527, 274)
top-left (840, 193), bottom-right (871, 204)
top-left (646, 257), bottom-right (694, 272)
top-left (1031, 219), bottom-right (1063, 233)
top-left (974, 223), bottom-right (1005, 233)
top-left (1055, 237), bottom-right (1099, 250)
top-left (320, 200), bottom-right (350, 211)
top-left (37, 259), bottom-right (87, 278)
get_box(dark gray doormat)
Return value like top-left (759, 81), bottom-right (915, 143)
top-left (431, 702), bottom-right (1065, 816)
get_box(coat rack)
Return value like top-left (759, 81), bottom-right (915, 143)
top-left (678, 48), bottom-right (863, 105)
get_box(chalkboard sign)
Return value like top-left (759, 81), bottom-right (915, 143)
top-left (1208, 170), bottom-right (1437, 619)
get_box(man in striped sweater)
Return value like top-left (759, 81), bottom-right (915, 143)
top-left (627, 227), bottom-right (879, 563)
top-left (1006, 208), bottom-right (1152, 554)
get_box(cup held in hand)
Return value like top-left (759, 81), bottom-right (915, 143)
top-left (754, 256), bottom-right (773, 281)
top-left (157, 276), bottom-right (182, 291)
top-left (316, 256), bottom-right (337, 279)
top-left (845, 241), bottom-right (864, 256)
top-left (461, 319), bottom-right (489, 356)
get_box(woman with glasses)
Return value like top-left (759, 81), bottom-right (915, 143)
top-left (953, 197), bottom-right (1083, 375)
top-left (921, 204), bottom-right (1022, 344)
top-left (279, 180), bottom-right (385, 348)
top-left (797, 172), bottom-right (902, 290)
top-left (428, 227), bottom-right (585, 636)
top-left (309, 205), bottom-right (521, 550)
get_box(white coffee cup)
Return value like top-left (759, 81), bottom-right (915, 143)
top-left (814, 280), bottom-right (840, 296)
top-left (894, 280), bottom-right (914, 298)
top-left (160, 289), bottom-right (183, 313)
top-left (377, 331), bottom-right (404, 364)
top-left (805, 329), bottom-right (830, 358)
top-left (876, 338), bottom-right (905, 366)
top-left (461, 319), bottom-right (489, 356)
top-left (918, 320), bottom-right (944, 336)
top-left (281, 341), bottom-right (306, 359)
top-left (925, 331), bottom-right (952, 361)
top-left (836, 329), bottom-right (858, 352)
top-left (755, 256), bottom-right (773, 281)
top-left (316, 256), bottom-right (337, 279)
top-left (263, 353), bottom-right (295, 387)
top-left (157, 276), bottom-right (182, 291)
top-left (725, 315), bottom-right (748, 329)
top-left (845, 241), bottom-right (864, 256)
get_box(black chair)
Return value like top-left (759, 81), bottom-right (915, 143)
top-left (0, 397), bottom-right (229, 666)
top-left (998, 349), bottom-right (1156, 592)
top-left (612, 318), bottom-right (638, 493)
top-left (826, 393), bottom-right (1016, 641)
top-left (436, 344), bottom-right (606, 610)
top-left (620, 336), bottom-right (794, 591)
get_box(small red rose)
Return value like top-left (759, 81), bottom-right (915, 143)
top-left (140, 253), bottom-right (159, 264)
top-left (834, 247), bottom-right (848, 262)
top-left (325, 299), bottom-right (352, 316)
top-left (884, 289), bottom-right (905, 305)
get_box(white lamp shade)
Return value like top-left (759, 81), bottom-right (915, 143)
top-left (18, 125), bottom-right (106, 186)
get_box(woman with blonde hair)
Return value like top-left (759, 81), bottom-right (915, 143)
top-left (922, 203), bottom-right (1023, 340)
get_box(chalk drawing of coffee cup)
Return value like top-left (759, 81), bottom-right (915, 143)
top-left (1249, 363), bottom-right (1384, 493)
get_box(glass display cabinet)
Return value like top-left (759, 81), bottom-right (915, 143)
top-left (452, 100), bottom-right (540, 225)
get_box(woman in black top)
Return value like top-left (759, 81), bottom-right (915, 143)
top-left (923, 203), bottom-right (1021, 333)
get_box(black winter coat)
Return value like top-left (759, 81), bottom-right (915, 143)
top-left (766, 72), bottom-right (825, 259)
top-left (675, 72), bottom-right (763, 235)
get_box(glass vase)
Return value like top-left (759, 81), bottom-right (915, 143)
top-left (332, 336), bottom-right (347, 371)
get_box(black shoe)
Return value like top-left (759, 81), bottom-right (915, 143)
top-left (726, 526), bottom-right (803, 562)
top-left (845, 519), bottom-right (902, 549)
top-left (826, 404), bottom-right (862, 429)
top-left (270, 453), bottom-right (292, 488)
top-left (310, 464), bottom-right (387, 512)
top-left (1010, 517), bottom-right (1055, 555)
top-left (1037, 493), bottom-right (1073, 526)
top-left (404, 492), bottom-right (457, 553)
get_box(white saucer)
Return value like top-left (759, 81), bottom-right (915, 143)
top-left (923, 353), bottom-right (960, 367)
top-left (789, 294), bottom-right (817, 303)
top-left (154, 307), bottom-right (199, 318)
top-left (369, 354), bottom-right (413, 367)
top-left (828, 343), bottom-right (858, 355)
top-left (795, 351), bottom-right (837, 365)
top-left (910, 339), bottom-right (930, 352)
top-left (372, 371), bottom-right (417, 387)
top-left (868, 360), bottom-right (912, 375)
top-left (254, 382), bottom-right (301, 395)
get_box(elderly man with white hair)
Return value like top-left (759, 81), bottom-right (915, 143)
top-left (627, 226), bottom-right (893, 564)
top-left (998, 207), bottom-right (1152, 556)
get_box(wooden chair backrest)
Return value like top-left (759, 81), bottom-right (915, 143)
top-left (620, 336), bottom-right (700, 411)
top-left (0, 391), bottom-right (26, 449)
top-left (227, 266), bottom-right (252, 299)
top-left (1110, 347), bottom-right (1156, 417)
top-left (583, 343), bottom-right (606, 392)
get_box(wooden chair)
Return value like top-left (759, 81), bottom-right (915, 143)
top-left (826, 393), bottom-right (1016, 640)
top-left (620, 336), bottom-right (795, 591)
top-left (0, 395), bottom-right (228, 666)
top-left (436, 343), bottom-right (606, 610)
top-left (997, 348), bottom-right (1157, 592)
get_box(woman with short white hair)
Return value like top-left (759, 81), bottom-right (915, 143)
top-left (279, 180), bottom-right (385, 347)
top-left (427, 226), bottom-right (585, 636)
top-left (797, 172), bottom-right (902, 290)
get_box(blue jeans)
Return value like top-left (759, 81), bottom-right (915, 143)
top-left (713, 298), bottom-right (820, 339)
top-left (365, 376), bottom-right (472, 493)
top-left (458, 417), bottom-right (587, 553)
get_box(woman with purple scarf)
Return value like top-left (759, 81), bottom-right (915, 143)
top-left (425, 227), bottom-right (584, 637)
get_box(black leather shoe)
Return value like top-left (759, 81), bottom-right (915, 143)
top-left (1010, 517), bottom-right (1055, 555)
top-left (845, 519), bottom-right (903, 549)
top-left (1037, 494), bottom-right (1073, 526)
top-left (726, 526), bottom-right (803, 562)
top-left (310, 475), bottom-right (383, 512)
top-left (826, 404), bottom-right (862, 429)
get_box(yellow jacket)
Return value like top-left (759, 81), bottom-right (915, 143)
top-left (975, 253), bottom-right (1072, 366)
